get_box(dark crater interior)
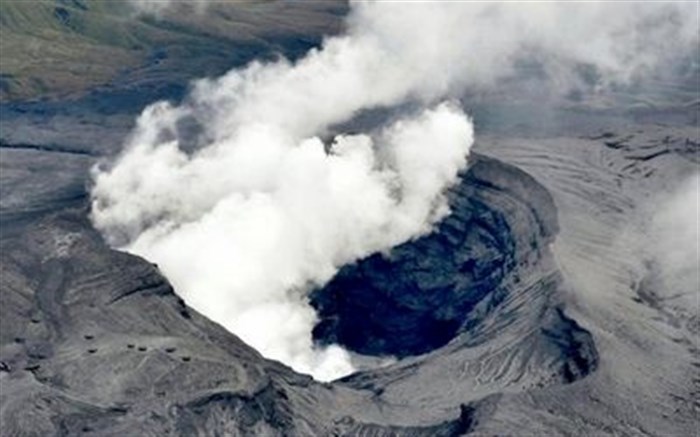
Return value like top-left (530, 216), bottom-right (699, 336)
top-left (311, 153), bottom-right (561, 358)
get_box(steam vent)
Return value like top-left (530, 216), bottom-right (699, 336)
top-left (1, 1), bottom-right (698, 436)
top-left (312, 155), bottom-right (573, 358)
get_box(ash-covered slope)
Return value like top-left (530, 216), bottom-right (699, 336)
top-left (0, 144), bottom-right (597, 435)
top-left (463, 125), bottom-right (699, 436)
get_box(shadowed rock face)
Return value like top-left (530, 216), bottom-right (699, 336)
top-left (311, 154), bottom-right (563, 358)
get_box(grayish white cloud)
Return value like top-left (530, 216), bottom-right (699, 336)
top-left (91, 1), bottom-right (698, 380)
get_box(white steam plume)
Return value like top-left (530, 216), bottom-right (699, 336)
top-left (93, 102), bottom-right (471, 380)
top-left (91, 2), bottom-right (698, 380)
top-left (646, 173), bottom-right (700, 308)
